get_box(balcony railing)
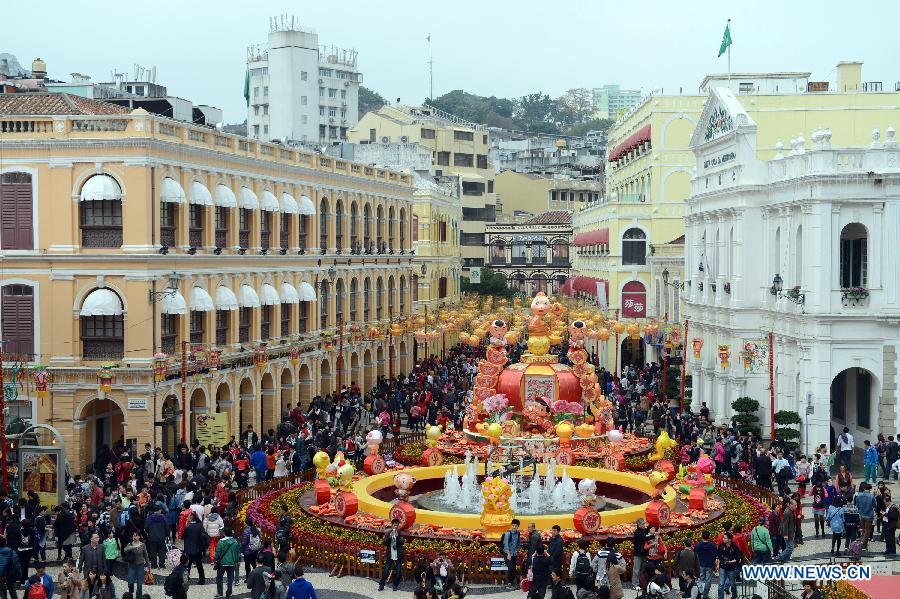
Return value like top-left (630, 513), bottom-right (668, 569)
top-left (532, 256), bottom-right (547, 265)
top-left (189, 228), bottom-right (203, 248)
top-left (511, 256), bottom-right (527, 265)
top-left (216, 230), bottom-right (227, 248)
top-left (490, 257), bottom-right (507, 265)
top-left (81, 227), bottom-right (122, 248)
top-left (239, 230), bottom-right (250, 249)
top-left (160, 227), bottom-right (176, 248)
top-left (618, 193), bottom-right (646, 203)
top-left (82, 339), bottom-right (124, 360)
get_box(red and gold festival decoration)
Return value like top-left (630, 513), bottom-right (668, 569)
top-left (31, 365), bottom-right (51, 400)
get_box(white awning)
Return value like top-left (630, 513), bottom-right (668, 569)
top-left (160, 290), bottom-right (187, 315)
top-left (280, 282), bottom-right (300, 304)
top-left (239, 284), bottom-right (261, 308)
top-left (80, 174), bottom-right (122, 202)
top-left (190, 287), bottom-right (215, 311)
top-left (215, 184), bottom-right (237, 208)
top-left (160, 177), bottom-right (185, 203)
top-left (260, 190), bottom-right (279, 212)
top-left (215, 286), bottom-right (239, 310)
top-left (298, 195), bottom-right (315, 215)
top-left (260, 283), bottom-right (281, 305)
top-left (240, 187), bottom-right (259, 209)
top-left (80, 288), bottom-right (124, 316)
top-left (280, 192), bottom-right (300, 214)
top-left (298, 281), bottom-right (317, 302)
top-left (189, 181), bottom-right (213, 206)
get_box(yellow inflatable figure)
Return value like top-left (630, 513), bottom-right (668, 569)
top-left (336, 463), bottom-right (355, 492)
top-left (480, 477), bottom-right (514, 538)
top-left (313, 451), bottom-right (331, 479)
top-left (652, 431), bottom-right (678, 460)
top-left (425, 424), bottom-right (442, 448)
top-left (526, 293), bottom-right (551, 356)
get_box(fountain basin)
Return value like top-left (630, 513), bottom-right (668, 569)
top-left (350, 463), bottom-right (676, 531)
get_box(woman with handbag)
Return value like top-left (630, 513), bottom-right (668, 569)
top-left (123, 531), bottom-right (150, 598)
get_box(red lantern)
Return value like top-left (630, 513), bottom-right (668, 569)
top-left (389, 501), bottom-right (416, 530)
top-left (255, 344), bottom-right (268, 372)
top-left (689, 488), bottom-right (709, 511)
top-left (208, 349), bottom-right (221, 372)
top-left (152, 353), bottom-right (168, 383)
top-left (645, 500), bottom-right (671, 527)
top-left (363, 454), bottom-right (386, 475)
top-left (334, 492), bottom-right (359, 518)
top-left (692, 337), bottom-right (703, 359)
top-left (573, 507), bottom-right (601, 534)
top-left (32, 366), bottom-right (51, 400)
top-left (421, 448), bottom-right (444, 467)
top-left (315, 480), bottom-right (331, 505)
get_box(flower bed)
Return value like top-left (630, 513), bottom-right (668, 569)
top-left (238, 474), bottom-right (768, 584)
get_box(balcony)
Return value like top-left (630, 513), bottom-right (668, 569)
top-left (551, 259), bottom-right (571, 268)
top-left (618, 194), bottom-right (646, 203)
top-left (490, 257), bottom-right (507, 266)
top-left (81, 227), bottom-right (122, 248)
top-left (160, 227), bottom-right (176, 249)
top-left (532, 255), bottom-right (547, 266)
top-left (215, 229), bottom-right (227, 248)
top-left (82, 339), bottom-right (124, 360)
top-left (189, 228), bottom-right (203, 248)
top-left (511, 256), bottom-right (527, 265)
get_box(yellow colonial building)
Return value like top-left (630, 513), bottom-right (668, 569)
top-left (0, 93), bottom-right (417, 472)
top-left (349, 104), bottom-right (495, 276)
top-left (410, 174), bottom-right (462, 309)
top-left (494, 171), bottom-right (602, 223)
top-left (573, 61), bottom-right (900, 372)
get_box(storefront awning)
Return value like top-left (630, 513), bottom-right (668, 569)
top-left (240, 284), bottom-right (261, 308)
top-left (80, 288), bottom-right (124, 316)
top-left (215, 286), bottom-right (239, 310)
top-left (160, 290), bottom-right (187, 315)
top-left (280, 193), bottom-right (300, 214)
top-left (298, 282), bottom-right (317, 302)
top-left (608, 124), bottom-right (651, 162)
top-left (280, 282), bottom-right (300, 304)
top-left (215, 184), bottom-right (237, 208)
top-left (190, 287), bottom-right (215, 312)
top-left (189, 181), bottom-right (213, 206)
top-left (298, 195), bottom-right (316, 215)
top-left (80, 174), bottom-right (122, 202)
top-left (260, 283), bottom-right (281, 305)
top-left (160, 177), bottom-right (185, 204)
top-left (240, 187), bottom-right (259, 210)
top-left (573, 228), bottom-right (610, 246)
top-left (260, 190), bottom-right (280, 212)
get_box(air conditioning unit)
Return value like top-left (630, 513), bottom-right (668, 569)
top-left (400, 135), bottom-right (409, 143)
top-left (381, 136), bottom-right (390, 143)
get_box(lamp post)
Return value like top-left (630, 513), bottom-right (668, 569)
top-left (0, 344), bottom-right (6, 493)
top-left (805, 391), bottom-right (814, 456)
top-left (336, 315), bottom-right (344, 396)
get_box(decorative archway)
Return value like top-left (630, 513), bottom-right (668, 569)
top-left (239, 377), bottom-right (255, 440)
top-left (79, 397), bottom-right (126, 466)
top-left (189, 388), bottom-right (207, 443)
top-left (297, 364), bottom-right (313, 410)
top-left (830, 367), bottom-right (879, 449)
top-left (280, 368), bottom-right (294, 423)
top-left (321, 359), bottom-right (333, 396)
top-left (261, 372), bottom-right (276, 435)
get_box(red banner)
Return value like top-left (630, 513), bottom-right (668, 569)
top-left (621, 281), bottom-right (646, 318)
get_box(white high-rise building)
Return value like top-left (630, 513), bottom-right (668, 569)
top-left (247, 16), bottom-right (361, 144)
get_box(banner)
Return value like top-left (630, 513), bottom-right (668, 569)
top-left (21, 450), bottom-right (60, 509)
top-left (469, 268), bottom-right (481, 284)
top-left (596, 281), bottom-right (608, 309)
top-left (359, 550), bottom-right (377, 564)
top-left (489, 557), bottom-right (508, 571)
top-left (195, 412), bottom-right (231, 448)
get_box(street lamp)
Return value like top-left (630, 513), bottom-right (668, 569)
top-left (772, 273), bottom-right (783, 294)
top-left (148, 273), bottom-right (180, 303)
top-left (805, 391), bottom-right (814, 456)
top-left (772, 273), bottom-right (805, 305)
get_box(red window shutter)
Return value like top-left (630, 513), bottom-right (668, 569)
top-left (0, 180), bottom-right (33, 250)
top-left (1, 287), bottom-right (34, 357)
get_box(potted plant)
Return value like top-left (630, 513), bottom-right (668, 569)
top-left (731, 396), bottom-right (761, 436)
top-left (785, 285), bottom-right (802, 300)
top-left (774, 410), bottom-right (802, 451)
top-left (841, 287), bottom-right (869, 300)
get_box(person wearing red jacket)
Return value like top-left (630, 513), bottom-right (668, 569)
top-left (732, 525), bottom-right (752, 561)
top-left (177, 502), bottom-right (193, 539)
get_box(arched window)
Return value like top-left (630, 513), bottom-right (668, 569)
top-left (388, 206), bottom-right (396, 250)
top-left (376, 205), bottom-right (385, 251)
top-left (388, 276), bottom-right (395, 314)
top-left (399, 276), bottom-right (406, 313)
top-left (532, 273), bottom-right (547, 294)
top-left (399, 208), bottom-right (407, 250)
top-left (349, 279), bottom-right (358, 321)
top-left (350, 202), bottom-right (359, 249)
top-left (551, 238), bottom-right (569, 265)
top-left (79, 288), bottom-right (124, 359)
top-left (320, 280), bottom-right (330, 328)
top-left (80, 174), bottom-right (123, 248)
top-left (840, 223), bottom-right (867, 287)
top-left (1, 284), bottom-right (34, 356)
top-left (794, 225), bottom-right (802, 287)
top-left (319, 198), bottom-right (330, 250)
top-left (1, 172), bottom-right (34, 250)
top-left (363, 278), bottom-right (371, 321)
top-left (510, 272), bottom-right (526, 291)
top-left (335, 199), bottom-right (344, 250)
top-left (532, 238), bottom-right (547, 265)
top-left (621, 228), bottom-right (646, 265)
top-left (335, 279), bottom-right (345, 323)
top-left (364, 204), bottom-right (372, 250)
top-left (491, 240), bottom-right (506, 265)
top-left (376, 277), bottom-right (384, 319)
top-left (512, 241), bottom-right (526, 265)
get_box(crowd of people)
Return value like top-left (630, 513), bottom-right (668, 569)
top-left (0, 338), bottom-right (893, 599)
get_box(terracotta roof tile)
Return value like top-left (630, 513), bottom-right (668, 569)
top-left (522, 210), bottom-right (572, 226)
top-left (0, 92), bottom-right (129, 116)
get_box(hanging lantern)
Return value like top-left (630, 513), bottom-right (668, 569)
top-left (255, 343), bottom-right (269, 372)
top-left (97, 363), bottom-right (115, 396)
top-left (626, 322), bottom-right (640, 340)
top-left (597, 327), bottom-right (610, 341)
top-left (32, 365), bottom-right (51, 400)
top-left (208, 348), bottom-right (221, 372)
top-left (152, 353), bottom-right (169, 383)
top-left (718, 344), bottom-right (730, 369)
top-left (414, 329), bottom-right (427, 342)
top-left (290, 345), bottom-right (301, 366)
top-left (613, 321), bottom-right (626, 335)
top-left (692, 337), bottom-right (704, 359)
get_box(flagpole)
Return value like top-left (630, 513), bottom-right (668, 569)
top-left (427, 33), bottom-right (433, 100)
top-left (727, 18), bottom-right (732, 82)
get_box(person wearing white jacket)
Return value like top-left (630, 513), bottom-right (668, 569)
top-left (203, 508), bottom-right (225, 561)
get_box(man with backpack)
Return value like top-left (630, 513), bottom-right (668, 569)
top-left (214, 528), bottom-right (241, 598)
top-left (0, 537), bottom-right (21, 599)
top-left (23, 562), bottom-right (54, 599)
top-left (164, 554), bottom-right (189, 599)
top-left (500, 518), bottom-right (521, 589)
top-left (568, 538), bottom-right (594, 593)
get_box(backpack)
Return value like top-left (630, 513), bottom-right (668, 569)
top-left (119, 509), bottom-right (131, 528)
top-left (574, 551), bottom-right (592, 579)
top-left (247, 531), bottom-right (262, 553)
top-left (847, 539), bottom-right (862, 559)
top-left (27, 581), bottom-right (46, 599)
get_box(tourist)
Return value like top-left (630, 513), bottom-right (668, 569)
top-left (500, 518), bottom-right (521, 588)
top-left (827, 496), bottom-right (847, 556)
top-left (548, 569), bottom-right (572, 599)
top-left (715, 533), bottom-right (742, 599)
top-left (122, 532), bottom-right (149, 598)
top-left (800, 581), bottom-right (823, 599)
top-left (680, 570), bottom-right (700, 599)
top-left (568, 538), bottom-right (594, 592)
top-left (144, 505), bottom-right (169, 569)
top-left (672, 536), bottom-right (700, 595)
top-left (837, 427), bottom-right (855, 470)
top-left (56, 559), bottom-right (81, 599)
top-left (92, 572), bottom-right (116, 599)
top-left (246, 561), bottom-right (273, 599)
top-left (547, 525), bottom-right (564, 571)
top-left (430, 551), bottom-right (455, 595)
top-left (241, 518), bottom-right (264, 581)
top-left (854, 483), bottom-right (876, 549)
top-left (646, 572), bottom-right (670, 599)
top-left (884, 495), bottom-right (898, 555)
top-left (528, 545), bottom-right (551, 599)
top-left (863, 440), bottom-right (879, 484)
top-left (811, 480), bottom-right (828, 537)
top-left (774, 497), bottom-right (796, 562)
top-left (377, 518), bottom-right (404, 592)
top-left (181, 512), bottom-right (207, 585)
top-left (164, 555), bottom-right (189, 599)
top-left (597, 553), bottom-right (626, 599)
top-left (275, 505), bottom-right (293, 555)
top-left (204, 507), bottom-right (226, 562)
top-left (885, 436), bottom-right (899, 480)
top-left (214, 527), bottom-right (241, 598)
top-left (693, 529), bottom-right (718, 597)
top-left (630, 518), bottom-right (649, 588)
top-left (24, 562), bottom-right (55, 599)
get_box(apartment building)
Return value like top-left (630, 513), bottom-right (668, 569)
top-left (494, 171), bottom-right (602, 223)
top-left (0, 93), bottom-right (414, 473)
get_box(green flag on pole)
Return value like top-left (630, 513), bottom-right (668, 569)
top-left (718, 21), bottom-right (732, 57)
top-left (243, 69), bottom-right (250, 107)
top-left (426, 33), bottom-right (431, 43)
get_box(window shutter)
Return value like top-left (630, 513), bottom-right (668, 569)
top-left (1, 180), bottom-right (33, 250)
top-left (1, 286), bottom-right (34, 357)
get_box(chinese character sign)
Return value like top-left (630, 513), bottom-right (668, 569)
top-left (621, 281), bottom-right (646, 318)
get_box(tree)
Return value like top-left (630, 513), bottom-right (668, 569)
top-left (774, 410), bottom-right (802, 451)
top-left (564, 117), bottom-right (615, 138)
top-left (731, 396), bottom-right (761, 436)
top-left (461, 268), bottom-right (513, 297)
top-left (358, 86), bottom-right (387, 117)
top-left (427, 90), bottom-right (513, 129)
top-left (554, 88), bottom-right (594, 129)
top-left (513, 93), bottom-right (560, 133)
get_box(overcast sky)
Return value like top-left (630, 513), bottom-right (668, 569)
top-left (4, 0), bottom-right (896, 123)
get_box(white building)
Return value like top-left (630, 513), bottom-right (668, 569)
top-left (247, 16), bottom-right (361, 144)
top-left (700, 71), bottom-right (812, 95)
top-left (684, 86), bottom-right (900, 453)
